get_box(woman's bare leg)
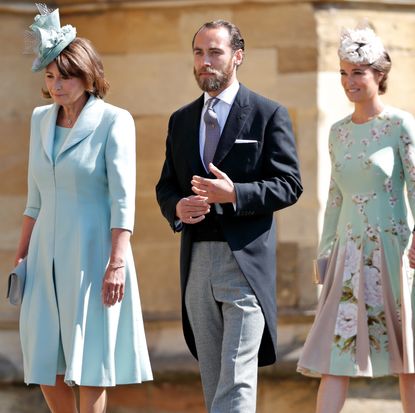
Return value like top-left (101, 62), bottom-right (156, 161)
top-left (79, 386), bottom-right (107, 413)
top-left (40, 375), bottom-right (78, 413)
top-left (316, 374), bottom-right (349, 413)
top-left (399, 373), bottom-right (415, 413)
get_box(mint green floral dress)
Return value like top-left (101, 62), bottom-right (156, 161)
top-left (298, 107), bottom-right (415, 377)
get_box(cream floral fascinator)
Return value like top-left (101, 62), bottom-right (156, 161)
top-left (338, 26), bottom-right (385, 65)
top-left (26, 3), bottom-right (76, 72)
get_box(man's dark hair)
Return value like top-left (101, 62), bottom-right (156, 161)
top-left (192, 20), bottom-right (245, 53)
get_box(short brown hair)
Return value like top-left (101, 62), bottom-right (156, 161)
top-left (371, 51), bottom-right (392, 95)
top-left (192, 20), bottom-right (245, 54)
top-left (42, 37), bottom-right (109, 99)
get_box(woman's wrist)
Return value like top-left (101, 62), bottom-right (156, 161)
top-left (108, 258), bottom-right (125, 270)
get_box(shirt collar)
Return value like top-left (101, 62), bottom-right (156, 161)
top-left (203, 80), bottom-right (240, 106)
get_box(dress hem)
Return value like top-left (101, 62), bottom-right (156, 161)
top-left (297, 365), bottom-right (409, 379)
top-left (24, 375), bottom-right (154, 387)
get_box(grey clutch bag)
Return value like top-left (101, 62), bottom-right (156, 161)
top-left (6, 257), bottom-right (27, 305)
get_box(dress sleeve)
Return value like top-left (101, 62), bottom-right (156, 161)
top-left (105, 109), bottom-right (136, 232)
top-left (317, 133), bottom-right (343, 258)
top-left (24, 109), bottom-right (41, 219)
top-left (398, 113), bottom-right (415, 222)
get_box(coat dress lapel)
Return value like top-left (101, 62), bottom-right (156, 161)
top-left (57, 96), bottom-right (104, 160)
top-left (40, 103), bottom-right (59, 164)
top-left (40, 95), bottom-right (104, 163)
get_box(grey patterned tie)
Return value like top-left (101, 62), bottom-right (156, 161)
top-left (203, 98), bottom-right (220, 169)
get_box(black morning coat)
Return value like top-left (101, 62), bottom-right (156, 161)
top-left (156, 84), bottom-right (303, 366)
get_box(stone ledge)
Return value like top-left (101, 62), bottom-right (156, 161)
top-left (1, 0), bottom-right (415, 15)
top-left (0, 376), bottom-right (404, 413)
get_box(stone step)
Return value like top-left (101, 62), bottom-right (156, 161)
top-left (0, 377), bottom-right (403, 413)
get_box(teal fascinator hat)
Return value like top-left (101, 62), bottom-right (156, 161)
top-left (26, 3), bottom-right (76, 72)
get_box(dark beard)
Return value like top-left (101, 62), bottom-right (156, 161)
top-left (193, 63), bottom-right (233, 92)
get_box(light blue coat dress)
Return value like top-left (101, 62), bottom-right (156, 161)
top-left (20, 95), bottom-right (153, 386)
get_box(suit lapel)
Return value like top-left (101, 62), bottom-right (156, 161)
top-left (184, 95), bottom-right (206, 176)
top-left (183, 86), bottom-right (252, 176)
top-left (213, 84), bottom-right (251, 167)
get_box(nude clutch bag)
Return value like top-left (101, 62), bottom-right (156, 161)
top-left (313, 256), bottom-right (329, 285)
top-left (6, 257), bottom-right (27, 305)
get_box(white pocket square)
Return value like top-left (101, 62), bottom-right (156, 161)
top-left (235, 139), bottom-right (258, 144)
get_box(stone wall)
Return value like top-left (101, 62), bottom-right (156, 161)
top-left (1, 0), bottom-right (415, 397)
top-left (0, 0), bottom-right (319, 328)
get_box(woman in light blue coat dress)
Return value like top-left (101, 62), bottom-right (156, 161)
top-left (14, 5), bottom-right (152, 412)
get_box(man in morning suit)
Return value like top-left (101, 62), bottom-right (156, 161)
top-left (156, 20), bottom-right (303, 412)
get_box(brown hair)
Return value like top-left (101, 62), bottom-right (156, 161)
top-left (192, 20), bottom-right (245, 54)
top-left (371, 51), bottom-right (392, 95)
top-left (42, 37), bottom-right (109, 99)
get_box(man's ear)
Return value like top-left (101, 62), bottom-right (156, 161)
top-left (234, 49), bottom-right (244, 67)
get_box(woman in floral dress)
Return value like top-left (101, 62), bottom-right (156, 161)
top-left (297, 26), bottom-right (415, 413)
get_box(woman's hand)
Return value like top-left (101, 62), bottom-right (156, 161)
top-left (102, 262), bottom-right (125, 306)
top-left (102, 228), bottom-right (130, 306)
top-left (14, 216), bottom-right (36, 266)
top-left (408, 235), bottom-right (415, 269)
